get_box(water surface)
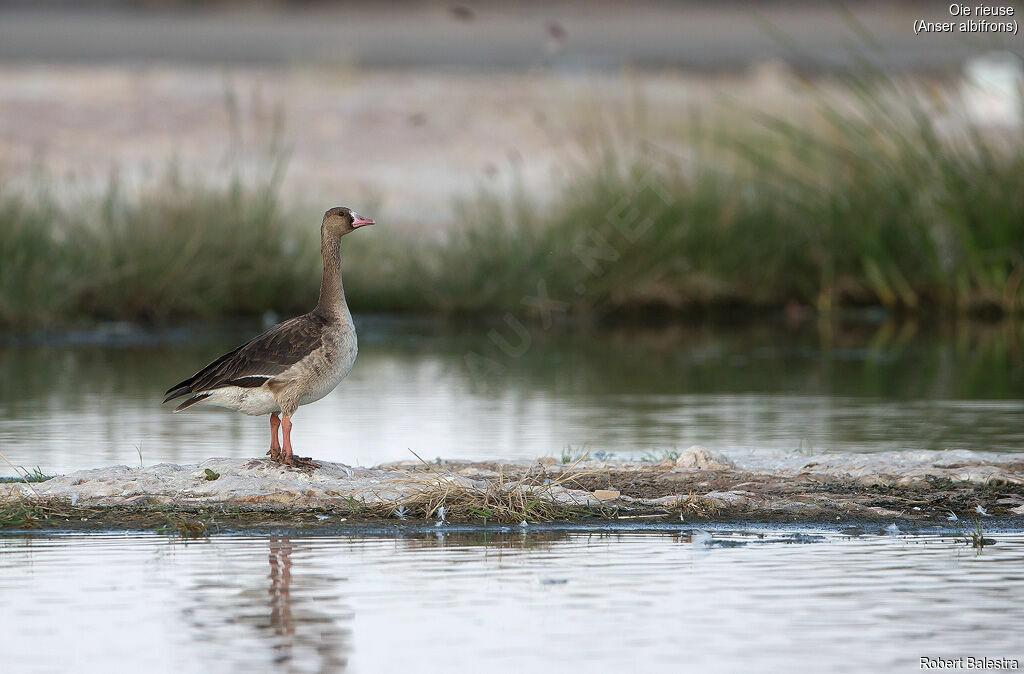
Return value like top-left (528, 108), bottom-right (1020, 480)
top-left (1, 528), bottom-right (1021, 673)
top-left (1, 319), bottom-right (1022, 476)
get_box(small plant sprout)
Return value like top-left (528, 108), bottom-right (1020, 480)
top-left (641, 449), bottom-right (681, 463)
top-left (22, 467), bottom-right (49, 482)
top-left (966, 519), bottom-right (996, 550)
top-left (0, 453), bottom-right (43, 495)
top-left (560, 446), bottom-right (585, 464)
top-left (203, 469), bottom-right (220, 481)
top-left (0, 466), bottom-right (54, 484)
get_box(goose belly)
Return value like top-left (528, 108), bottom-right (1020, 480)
top-left (204, 386), bottom-right (281, 416)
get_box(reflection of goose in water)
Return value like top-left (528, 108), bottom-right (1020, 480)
top-left (268, 537), bottom-right (296, 650)
top-left (260, 537), bottom-right (352, 672)
top-left (180, 537), bottom-right (352, 672)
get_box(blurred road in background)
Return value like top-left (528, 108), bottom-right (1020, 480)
top-left (1, 1), bottom-right (1019, 224)
top-left (0, 1), bottom-right (1005, 72)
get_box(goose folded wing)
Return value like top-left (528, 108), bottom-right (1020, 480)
top-left (163, 314), bottom-right (326, 402)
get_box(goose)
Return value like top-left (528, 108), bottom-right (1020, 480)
top-left (163, 206), bottom-right (374, 466)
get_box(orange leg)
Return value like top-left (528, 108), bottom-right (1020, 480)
top-left (281, 415), bottom-right (295, 465)
top-left (275, 415), bottom-right (317, 468)
top-left (266, 413), bottom-right (282, 461)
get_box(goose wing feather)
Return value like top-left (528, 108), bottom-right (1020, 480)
top-left (163, 313), bottom-right (327, 402)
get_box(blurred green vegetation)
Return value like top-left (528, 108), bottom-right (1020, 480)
top-left (2, 75), bottom-right (1023, 330)
top-left (0, 175), bottom-right (320, 328)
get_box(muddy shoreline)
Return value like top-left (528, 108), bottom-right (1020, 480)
top-left (4, 448), bottom-right (1023, 533)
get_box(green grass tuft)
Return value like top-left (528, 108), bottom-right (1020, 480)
top-left (0, 174), bottom-right (319, 329)
top-left (640, 449), bottom-right (682, 463)
top-left (559, 445), bottom-right (589, 465)
top-left (0, 500), bottom-right (44, 528)
top-left (0, 467), bottom-right (54, 483)
top-left (965, 517), bottom-right (996, 550)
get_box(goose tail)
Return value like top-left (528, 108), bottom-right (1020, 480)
top-left (163, 380), bottom-right (194, 404)
top-left (173, 393), bottom-right (211, 413)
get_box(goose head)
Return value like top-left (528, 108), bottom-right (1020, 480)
top-left (322, 206), bottom-right (375, 237)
